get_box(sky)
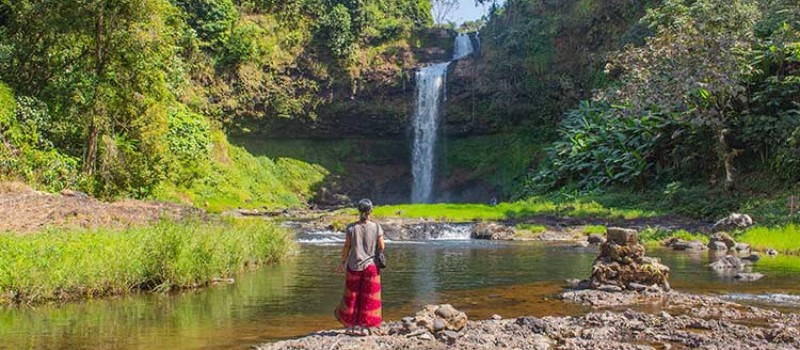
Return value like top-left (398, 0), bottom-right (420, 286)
top-left (444, 0), bottom-right (505, 25)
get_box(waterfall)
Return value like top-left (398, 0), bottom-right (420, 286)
top-left (411, 33), bottom-right (475, 203)
top-left (411, 62), bottom-right (449, 203)
top-left (452, 33), bottom-right (474, 60)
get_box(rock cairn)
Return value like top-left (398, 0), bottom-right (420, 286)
top-left (589, 227), bottom-right (671, 292)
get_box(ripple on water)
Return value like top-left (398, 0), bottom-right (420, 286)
top-left (722, 293), bottom-right (800, 307)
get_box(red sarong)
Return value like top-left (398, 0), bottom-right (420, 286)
top-left (335, 264), bottom-right (382, 327)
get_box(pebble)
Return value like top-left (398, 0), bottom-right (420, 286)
top-left (433, 319), bottom-right (446, 332)
top-left (491, 314), bottom-right (502, 320)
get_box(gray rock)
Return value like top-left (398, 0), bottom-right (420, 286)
top-left (735, 242), bottom-right (751, 253)
top-left (433, 319), bottom-right (446, 332)
top-left (709, 255), bottom-right (744, 270)
top-left (435, 304), bottom-right (458, 319)
top-left (672, 240), bottom-right (708, 251)
top-left (587, 234), bottom-right (606, 244)
top-left (741, 253), bottom-right (760, 263)
top-left (708, 241), bottom-right (729, 251)
top-left (565, 278), bottom-right (582, 288)
top-left (597, 284), bottom-right (624, 293)
top-left (735, 272), bottom-right (764, 281)
top-left (471, 222), bottom-right (516, 240)
top-left (606, 227), bottom-right (638, 245)
top-left (491, 314), bottom-right (502, 320)
top-left (712, 213), bottom-right (754, 232)
top-left (627, 283), bottom-right (648, 292)
top-left (440, 330), bottom-right (460, 344)
top-left (417, 332), bottom-right (434, 341)
top-left (767, 248), bottom-right (779, 256)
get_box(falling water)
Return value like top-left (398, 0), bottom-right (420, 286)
top-left (411, 33), bottom-right (475, 203)
top-left (452, 33), bottom-right (475, 60)
top-left (411, 62), bottom-right (449, 203)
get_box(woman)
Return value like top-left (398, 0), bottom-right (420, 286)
top-left (335, 198), bottom-right (385, 336)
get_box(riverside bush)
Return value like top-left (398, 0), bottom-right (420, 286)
top-left (0, 219), bottom-right (294, 304)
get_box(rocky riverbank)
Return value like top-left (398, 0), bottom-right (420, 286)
top-left (256, 290), bottom-right (800, 350)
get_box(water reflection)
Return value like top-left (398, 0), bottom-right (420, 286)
top-left (1, 241), bottom-right (799, 350)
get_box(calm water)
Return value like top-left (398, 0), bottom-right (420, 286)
top-left (2, 229), bottom-right (800, 350)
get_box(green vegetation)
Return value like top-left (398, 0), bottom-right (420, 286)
top-left (582, 225), bottom-right (607, 235)
top-left (0, 218), bottom-right (294, 304)
top-left (528, 0), bottom-right (799, 198)
top-left (373, 197), bottom-right (659, 222)
top-left (0, 0), bottom-right (431, 207)
top-left (741, 225), bottom-right (800, 255)
top-left (154, 131), bottom-right (328, 213)
top-left (638, 227), bottom-right (709, 246)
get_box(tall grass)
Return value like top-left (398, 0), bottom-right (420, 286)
top-left (0, 219), bottom-right (294, 304)
top-left (741, 225), bottom-right (800, 254)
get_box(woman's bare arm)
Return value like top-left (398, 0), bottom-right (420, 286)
top-left (377, 235), bottom-right (385, 251)
top-left (340, 230), bottom-right (351, 268)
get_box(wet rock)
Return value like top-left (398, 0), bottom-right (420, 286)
top-left (709, 255), bottom-right (744, 270)
top-left (712, 213), bottom-right (754, 232)
top-left (606, 227), bottom-right (638, 245)
top-left (741, 253), bottom-right (760, 263)
top-left (734, 272), bottom-right (764, 281)
top-left (767, 248), bottom-right (779, 256)
top-left (587, 234), bottom-right (606, 245)
top-left (471, 222), bottom-right (515, 240)
top-left (735, 243), bottom-right (751, 254)
top-left (708, 232), bottom-right (737, 249)
top-left (708, 241), bottom-right (729, 251)
top-left (671, 240), bottom-right (708, 251)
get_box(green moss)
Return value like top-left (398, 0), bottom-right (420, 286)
top-left (0, 218), bottom-right (294, 305)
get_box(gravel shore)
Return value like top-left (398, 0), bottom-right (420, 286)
top-left (256, 290), bottom-right (800, 350)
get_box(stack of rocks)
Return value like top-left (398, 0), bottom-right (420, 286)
top-left (589, 227), bottom-right (671, 292)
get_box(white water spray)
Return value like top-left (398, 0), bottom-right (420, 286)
top-left (411, 33), bottom-right (474, 203)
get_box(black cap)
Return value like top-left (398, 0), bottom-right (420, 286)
top-left (357, 198), bottom-right (373, 213)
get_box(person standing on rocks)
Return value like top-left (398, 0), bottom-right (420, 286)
top-left (336, 198), bottom-right (385, 335)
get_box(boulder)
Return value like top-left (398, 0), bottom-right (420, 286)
top-left (471, 222), bottom-right (516, 240)
top-left (606, 227), bottom-right (638, 245)
top-left (712, 213), bottom-right (754, 232)
top-left (414, 304), bottom-right (468, 333)
top-left (735, 272), bottom-right (764, 282)
top-left (735, 243), bottom-right (751, 254)
top-left (671, 240), bottom-right (708, 251)
top-left (708, 241), bottom-right (729, 251)
top-left (708, 232), bottom-right (737, 249)
top-left (709, 255), bottom-right (745, 270)
top-left (587, 234), bottom-right (606, 245)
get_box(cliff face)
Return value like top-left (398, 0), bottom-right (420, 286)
top-left (235, 0), bottom-right (653, 205)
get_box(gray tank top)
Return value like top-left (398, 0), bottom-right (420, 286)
top-left (346, 221), bottom-right (384, 271)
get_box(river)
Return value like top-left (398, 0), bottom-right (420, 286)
top-left (2, 226), bottom-right (800, 349)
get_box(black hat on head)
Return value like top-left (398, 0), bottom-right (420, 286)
top-left (357, 198), bottom-right (373, 213)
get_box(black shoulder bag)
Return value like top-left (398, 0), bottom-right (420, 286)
top-left (374, 222), bottom-right (386, 269)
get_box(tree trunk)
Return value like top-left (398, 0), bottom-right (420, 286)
top-left (717, 127), bottom-right (735, 192)
top-left (82, 4), bottom-right (104, 175)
